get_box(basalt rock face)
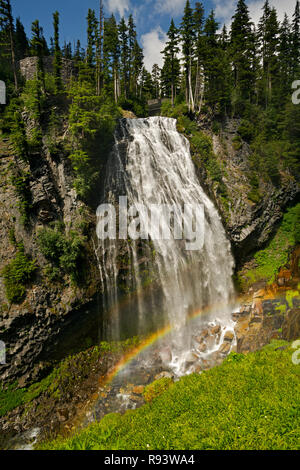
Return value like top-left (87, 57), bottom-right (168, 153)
top-left (0, 138), bottom-right (102, 386)
top-left (196, 118), bottom-right (299, 265)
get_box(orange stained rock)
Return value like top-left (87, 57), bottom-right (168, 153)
top-left (132, 385), bottom-right (145, 395)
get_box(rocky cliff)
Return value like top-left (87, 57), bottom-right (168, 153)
top-left (0, 113), bottom-right (299, 387)
top-left (194, 118), bottom-right (299, 265)
top-left (0, 135), bottom-right (102, 385)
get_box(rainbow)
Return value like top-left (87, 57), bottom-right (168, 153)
top-left (100, 294), bottom-right (241, 387)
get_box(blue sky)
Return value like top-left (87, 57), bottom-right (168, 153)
top-left (11, 0), bottom-right (297, 71)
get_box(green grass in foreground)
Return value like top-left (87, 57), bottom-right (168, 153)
top-left (38, 340), bottom-right (300, 450)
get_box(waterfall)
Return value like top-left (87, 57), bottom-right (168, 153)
top-left (96, 117), bottom-right (236, 375)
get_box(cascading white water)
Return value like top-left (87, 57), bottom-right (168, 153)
top-left (96, 117), bottom-right (236, 375)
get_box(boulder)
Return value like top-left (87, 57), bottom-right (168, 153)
top-left (224, 331), bottom-right (235, 342)
top-left (132, 385), bottom-right (145, 395)
top-left (218, 342), bottom-right (231, 355)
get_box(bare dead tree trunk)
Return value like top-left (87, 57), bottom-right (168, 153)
top-left (189, 56), bottom-right (194, 113)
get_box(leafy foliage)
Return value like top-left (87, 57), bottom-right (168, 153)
top-left (10, 170), bottom-right (32, 226)
top-left (1, 243), bottom-right (36, 303)
top-left (37, 224), bottom-right (86, 283)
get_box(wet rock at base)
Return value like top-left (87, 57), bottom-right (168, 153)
top-left (154, 371), bottom-right (174, 381)
top-left (211, 325), bottom-right (221, 335)
top-left (132, 385), bottom-right (145, 395)
top-left (218, 342), bottom-right (231, 355)
top-left (224, 331), bottom-right (235, 342)
top-left (198, 343), bottom-right (207, 353)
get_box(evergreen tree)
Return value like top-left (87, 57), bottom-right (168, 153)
top-left (119, 17), bottom-right (129, 99)
top-left (292, 0), bottom-right (300, 79)
top-left (0, 0), bottom-right (18, 89)
top-left (258, 2), bottom-right (280, 107)
top-left (74, 40), bottom-right (84, 74)
top-left (96, 0), bottom-right (104, 95)
top-left (86, 9), bottom-right (97, 70)
top-left (152, 64), bottom-right (161, 99)
top-left (132, 38), bottom-right (144, 97)
top-left (203, 10), bottom-right (230, 114)
top-left (181, 0), bottom-right (196, 111)
top-left (49, 37), bottom-right (54, 55)
top-left (15, 17), bottom-right (29, 61)
top-left (103, 15), bottom-right (120, 102)
top-left (278, 14), bottom-right (292, 100)
top-left (193, 2), bottom-right (205, 110)
top-left (62, 42), bottom-right (72, 60)
top-left (258, 0), bottom-right (271, 71)
top-left (30, 20), bottom-right (47, 89)
top-left (230, 0), bottom-right (256, 112)
top-left (128, 14), bottom-right (136, 95)
top-left (53, 11), bottom-right (62, 93)
top-left (140, 67), bottom-right (154, 99)
top-left (162, 19), bottom-right (180, 106)
top-left (220, 24), bottom-right (229, 49)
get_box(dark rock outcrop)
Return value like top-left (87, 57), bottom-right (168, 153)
top-left (195, 118), bottom-right (299, 264)
top-left (0, 138), bottom-right (102, 385)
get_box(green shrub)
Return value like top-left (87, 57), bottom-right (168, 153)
top-left (37, 225), bottom-right (85, 283)
top-left (161, 100), bottom-right (189, 120)
top-left (238, 120), bottom-right (255, 142)
top-left (232, 135), bottom-right (243, 151)
top-left (37, 226), bottom-right (66, 261)
top-left (191, 132), bottom-right (213, 156)
top-left (191, 130), bottom-right (224, 187)
top-left (21, 78), bottom-right (45, 122)
top-left (177, 114), bottom-right (197, 134)
top-left (247, 172), bottom-right (261, 203)
top-left (212, 121), bottom-right (221, 135)
top-left (1, 243), bottom-right (37, 303)
top-left (10, 171), bottom-right (32, 226)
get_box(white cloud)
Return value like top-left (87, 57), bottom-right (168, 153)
top-left (105, 0), bottom-right (131, 18)
top-left (214, 0), bottom-right (236, 23)
top-left (248, 0), bottom-right (296, 25)
top-left (213, 0), bottom-right (297, 27)
top-left (141, 27), bottom-right (167, 72)
top-left (155, 0), bottom-right (187, 17)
